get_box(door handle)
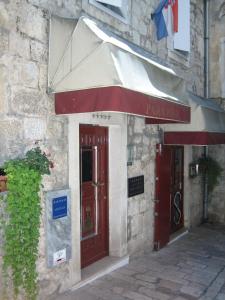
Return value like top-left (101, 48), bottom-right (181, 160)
top-left (92, 181), bottom-right (104, 187)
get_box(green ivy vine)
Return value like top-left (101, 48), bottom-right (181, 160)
top-left (198, 156), bottom-right (223, 194)
top-left (0, 148), bottom-right (52, 300)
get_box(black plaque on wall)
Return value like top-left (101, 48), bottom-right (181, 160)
top-left (128, 175), bottom-right (144, 198)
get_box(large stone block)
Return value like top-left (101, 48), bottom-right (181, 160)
top-left (28, 0), bottom-right (81, 18)
top-left (128, 198), bottom-right (139, 217)
top-left (133, 133), bottom-right (143, 144)
top-left (10, 87), bottom-right (54, 116)
top-left (20, 62), bottom-right (39, 88)
top-left (0, 27), bottom-right (9, 55)
top-left (24, 117), bottom-right (47, 140)
top-left (17, 5), bottom-right (47, 42)
top-left (131, 30), bottom-right (140, 46)
top-left (9, 31), bottom-right (30, 59)
top-left (0, 119), bottom-right (23, 141)
top-left (40, 139), bottom-right (68, 190)
top-left (0, 64), bottom-right (7, 114)
top-left (130, 214), bottom-right (140, 238)
top-left (39, 64), bottom-right (47, 89)
top-left (134, 117), bottom-right (145, 134)
top-left (131, 1), bottom-right (149, 34)
top-left (0, 2), bottom-right (9, 28)
top-left (30, 40), bottom-right (47, 63)
top-left (46, 118), bottom-right (65, 140)
top-left (0, 119), bottom-right (24, 164)
top-left (9, 60), bottom-right (39, 89)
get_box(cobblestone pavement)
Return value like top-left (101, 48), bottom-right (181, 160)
top-left (53, 224), bottom-right (225, 300)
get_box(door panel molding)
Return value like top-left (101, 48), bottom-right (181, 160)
top-left (170, 146), bottom-right (184, 233)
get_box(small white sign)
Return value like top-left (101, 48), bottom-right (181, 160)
top-left (53, 248), bottom-right (66, 266)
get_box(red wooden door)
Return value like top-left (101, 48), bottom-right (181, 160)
top-left (154, 144), bottom-right (172, 250)
top-left (154, 144), bottom-right (184, 250)
top-left (170, 147), bottom-right (184, 233)
top-left (80, 125), bottom-right (109, 268)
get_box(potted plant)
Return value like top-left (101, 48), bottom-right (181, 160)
top-left (0, 169), bottom-right (7, 192)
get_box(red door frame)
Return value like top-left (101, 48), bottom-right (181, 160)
top-left (154, 144), bottom-right (172, 250)
top-left (80, 125), bottom-right (109, 268)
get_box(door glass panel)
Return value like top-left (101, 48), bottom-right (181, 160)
top-left (81, 146), bottom-right (98, 240)
top-left (82, 147), bottom-right (93, 182)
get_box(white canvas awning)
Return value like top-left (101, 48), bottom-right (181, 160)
top-left (162, 93), bottom-right (225, 145)
top-left (48, 15), bottom-right (190, 123)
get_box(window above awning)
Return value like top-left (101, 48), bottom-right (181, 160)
top-left (48, 15), bottom-right (190, 123)
top-left (162, 93), bottom-right (225, 145)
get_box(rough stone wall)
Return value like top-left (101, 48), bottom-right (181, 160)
top-left (127, 117), bottom-right (160, 252)
top-left (208, 1), bottom-right (225, 225)
top-left (208, 145), bottom-right (225, 223)
top-left (0, 1), bottom-right (70, 299)
top-left (183, 146), bottom-right (201, 230)
top-left (188, 147), bottom-right (204, 228)
top-left (209, 0), bottom-right (225, 100)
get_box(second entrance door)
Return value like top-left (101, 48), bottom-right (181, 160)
top-left (154, 144), bottom-right (184, 250)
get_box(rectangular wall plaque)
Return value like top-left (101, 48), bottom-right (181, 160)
top-left (52, 196), bottom-right (67, 219)
top-left (45, 189), bottom-right (71, 268)
top-left (128, 175), bottom-right (144, 198)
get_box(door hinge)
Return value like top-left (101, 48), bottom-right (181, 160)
top-left (154, 241), bottom-right (160, 251)
top-left (156, 144), bottom-right (162, 155)
top-left (153, 199), bottom-right (159, 203)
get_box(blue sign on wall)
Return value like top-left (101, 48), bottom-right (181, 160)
top-left (52, 196), bottom-right (67, 219)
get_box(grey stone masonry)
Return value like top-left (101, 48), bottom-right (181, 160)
top-left (127, 116), bottom-right (160, 253)
top-left (208, 0), bottom-right (225, 225)
top-left (208, 145), bottom-right (225, 224)
top-left (209, 0), bottom-right (225, 100)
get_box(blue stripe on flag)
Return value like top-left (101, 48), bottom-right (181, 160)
top-left (151, 0), bottom-right (169, 40)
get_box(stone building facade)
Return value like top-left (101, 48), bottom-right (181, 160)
top-left (0, 0), bottom-right (224, 299)
top-left (208, 0), bottom-right (225, 223)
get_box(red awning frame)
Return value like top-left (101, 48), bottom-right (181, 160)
top-left (161, 93), bottom-right (225, 145)
top-left (164, 131), bottom-right (225, 145)
top-left (55, 86), bottom-right (190, 124)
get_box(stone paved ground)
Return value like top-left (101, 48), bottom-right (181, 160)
top-left (53, 224), bottom-right (225, 300)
